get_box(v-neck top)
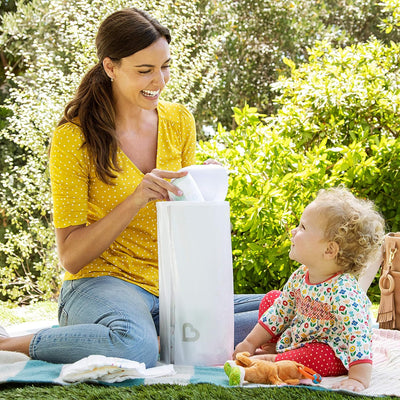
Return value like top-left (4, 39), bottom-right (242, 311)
top-left (49, 100), bottom-right (196, 296)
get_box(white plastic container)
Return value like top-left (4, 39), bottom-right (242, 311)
top-left (158, 165), bottom-right (234, 366)
top-left (168, 164), bottom-right (228, 203)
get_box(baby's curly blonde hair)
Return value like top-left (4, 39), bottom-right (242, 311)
top-left (312, 187), bottom-right (385, 276)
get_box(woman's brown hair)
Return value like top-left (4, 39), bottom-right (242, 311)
top-left (58, 8), bottom-right (171, 184)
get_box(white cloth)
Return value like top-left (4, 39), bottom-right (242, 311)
top-left (60, 355), bottom-right (175, 383)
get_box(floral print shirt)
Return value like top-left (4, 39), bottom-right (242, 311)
top-left (259, 265), bottom-right (372, 369)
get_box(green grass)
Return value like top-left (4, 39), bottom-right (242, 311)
top-left (0, 383), bottom-right (398, 400)
top-left (0, 301), bottom-right (57, 327)
top-left (0, 302), bottom-right (391, 399)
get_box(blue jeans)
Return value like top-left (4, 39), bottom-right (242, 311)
top-left (29, 276), bottom-right (263, 367)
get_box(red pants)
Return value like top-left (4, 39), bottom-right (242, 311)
top-left (258, 290), bottom-right (347, 376)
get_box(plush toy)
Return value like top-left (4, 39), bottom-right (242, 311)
top-left (224, 352), bottom-right (322, 386)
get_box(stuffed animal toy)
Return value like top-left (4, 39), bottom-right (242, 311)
top-left (224, 352), bottom-right (322, 386)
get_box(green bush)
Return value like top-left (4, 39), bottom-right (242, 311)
top-left (271, 40), bottom-right (400, 148)
top-left (197, 27), bottom-right (400, 300)
top-left (198, 105), bottom-right (400, 302)
top-left (0, 0), bottom-right (223, 303)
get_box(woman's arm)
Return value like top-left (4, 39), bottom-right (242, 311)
top-left (56, 169), bottom-right (187, 274)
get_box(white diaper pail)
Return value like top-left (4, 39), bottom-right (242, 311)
top-left (157, 165), bottom-right (234, 366)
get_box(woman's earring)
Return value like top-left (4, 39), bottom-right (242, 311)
top-left (111, 77), bottom-right (114, 82)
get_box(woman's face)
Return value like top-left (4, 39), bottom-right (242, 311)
top-left (107, 37), bottom-right (171, 111)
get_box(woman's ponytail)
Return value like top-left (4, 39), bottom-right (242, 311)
top-left (59, 62), bottom-right (119, 184)
top-left (58, 8), bottom-right (171, 185)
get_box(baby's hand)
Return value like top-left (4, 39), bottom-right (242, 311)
top-left (232, 341), bottom-right (256, 359)
top-left (331, 378), bottom-right (366, 392)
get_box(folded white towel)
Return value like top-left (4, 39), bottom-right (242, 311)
top-left (60, 355), bottom-right (175, 383)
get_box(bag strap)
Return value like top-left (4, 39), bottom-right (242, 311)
top-left (379, 240), bottom-right (396, 295)
top-left (377, 234), bottom-right (397, 329)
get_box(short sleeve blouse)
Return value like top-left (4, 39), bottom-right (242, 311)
top-left (49, 100), bottom-right (196, 296)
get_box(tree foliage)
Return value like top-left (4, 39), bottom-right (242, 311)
top-left (196, 0), bottom-right (400, 130)
top-left (0, 0), bottom-right (218, 303)
top-left (0, 0), bottom-right (399, 302)
top-left (197, 25), bottom-right (400, 300)
top-left (2, 0), bottom-right (399, 130)
top-left (379, 0), bottom-right (400, 33)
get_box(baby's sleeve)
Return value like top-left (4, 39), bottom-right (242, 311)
top-left (331, 281), bottom-right (373, 366)
top-left (259, 274), bottom-right (298, 337)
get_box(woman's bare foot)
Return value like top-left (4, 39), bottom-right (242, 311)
top-left (0, 334), bottom-right (33, 356)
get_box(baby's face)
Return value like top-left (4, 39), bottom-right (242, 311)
top-left (289, 202), bottom-right (328, 266)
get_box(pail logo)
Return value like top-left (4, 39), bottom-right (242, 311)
top-left (182, 323), bottom-right (200, 342)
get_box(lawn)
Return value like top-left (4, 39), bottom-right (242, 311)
top-left (0, 301), bottom-right (58, 327)
top-left (0, 302), bottom-right (396, 400)
top-left (0, 383), bottom-right (398, 400)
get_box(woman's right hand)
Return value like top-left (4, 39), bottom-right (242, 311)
top-left (56, 168), bottom-right (188, 274)
top-left (131, 169), bottom-right (188, 209)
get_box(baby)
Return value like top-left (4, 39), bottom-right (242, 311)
top-left (233, 187), bottom-right (385, 392)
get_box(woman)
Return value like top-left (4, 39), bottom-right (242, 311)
top-left (0, 8), bottom-right (262, 367)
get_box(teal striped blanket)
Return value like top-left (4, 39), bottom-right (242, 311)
top-left (0, 329), bottom-right (399, 397)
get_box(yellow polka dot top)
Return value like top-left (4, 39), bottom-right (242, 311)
top-left (49, 100), bottom-right (196, 296)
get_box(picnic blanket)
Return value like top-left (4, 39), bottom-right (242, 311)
top-left (0, 328), bottom-right (399, 397)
